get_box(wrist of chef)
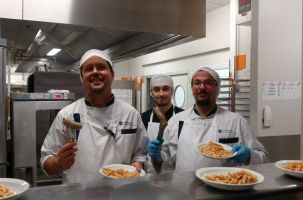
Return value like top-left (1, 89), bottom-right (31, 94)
top-left (41, 155), bottom-right (53, 176)
top-left (42, 155), bottom-right (65, 175)
top-left (131, 161), bottom-right (144, 171)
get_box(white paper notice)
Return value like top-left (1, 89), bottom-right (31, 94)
top-left (112, 89), bottom-right (133, 106)
top-left (281, 81), bottom-right (301, 100)
top-left (262, 81), bottom-right (280, 100)
top-left (262, 81), bottom-right (301, 100)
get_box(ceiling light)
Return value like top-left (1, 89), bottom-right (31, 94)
top-left (47, 48), bottom-right (61, 56)
top-left (34, 29), bottom-right (42, 40)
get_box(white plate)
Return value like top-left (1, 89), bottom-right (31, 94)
top-left (195, 167), bottom-right (264, 191)
top-left (196, 142), bottom-right (237, 160)
top-left (0, 178), bottom-right (29, 200)
top-left (275, 160), bottom-right (303, 178)
top-left (99, 164), bottom-right (145, 179)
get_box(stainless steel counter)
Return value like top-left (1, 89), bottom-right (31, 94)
top-left (19, 163), bottom-right (303, 200)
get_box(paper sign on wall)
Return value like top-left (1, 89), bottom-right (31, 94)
top-left (262, 81), bottom-right (280, 100)
top-left (262, 81), bottom-right (301, 100)
top-left (281, 81), bottom-right (301, 100)
top-left (112, 89), bottom-right (133, 105)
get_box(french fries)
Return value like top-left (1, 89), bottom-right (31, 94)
top-left (102, 167), bottom-right (140, 179)
top-left (0, 183), bottom-right (13, 199)
top-left (283, 161), bottom-right (303, 172)
top-left (200, 142), bottom-right (233, 158)
top-left (205, 170), bottom-right (258, 184)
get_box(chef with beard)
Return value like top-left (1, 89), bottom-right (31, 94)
top-left (41, 49), bottom-right (147, 184)
top-left (148, 67), bottom-right (269, 173)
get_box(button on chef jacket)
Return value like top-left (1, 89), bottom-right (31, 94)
top-left (161, 106), bottom-right (269, 172)
top-left (41, 95), bottom-right (147, 184)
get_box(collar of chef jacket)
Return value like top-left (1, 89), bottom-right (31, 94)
top-left (191, 105), bottom-right (217, 120)
top-left (85, 94), bottom-right (115, 107)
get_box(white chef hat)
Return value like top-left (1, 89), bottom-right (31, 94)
top-left (79, 49), bottom-right (113, 82)
top-left (150, 74), bottom-right (174, 89)
top-left (80, 49), bottom-right (113, 68)
top-left (195, 67), bottom-right (221, 87)
top-left (193, 67), bottom-right (221, 95)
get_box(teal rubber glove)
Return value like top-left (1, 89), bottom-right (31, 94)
top-left (231, 144), bottom-right (251, 164)
top-left (148, 140), bottom-right (162, 160)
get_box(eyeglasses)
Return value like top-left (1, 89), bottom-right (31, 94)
top-left (192, 80), bottom-right (217, 88)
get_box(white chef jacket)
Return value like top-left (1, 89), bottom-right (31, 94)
top-left (41, 97), bottom-right (147, 184)
top-left (161, 106), bottom-right (269, 172)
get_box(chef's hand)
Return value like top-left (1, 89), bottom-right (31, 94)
top-left (148, 140), bottom-right (162, 160)
top-left (132, 161), bottom-right (143, 172)
top-left (231, 144), bottom-right (251, 164)
top-left (57, 142), bottom-right (78, 171)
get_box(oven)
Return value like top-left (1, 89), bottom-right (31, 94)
top-left (9, 92), bottom-right (74, 186)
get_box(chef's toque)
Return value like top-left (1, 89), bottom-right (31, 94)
top-left (150, 74), bottom-right (174, 89)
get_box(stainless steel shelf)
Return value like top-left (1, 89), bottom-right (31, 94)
top-left (218, 79), bottom-right (250, 121)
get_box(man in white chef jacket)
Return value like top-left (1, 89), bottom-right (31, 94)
top-left (148, 67), bottom-right (269, 173)
top-left (40, 49), bottom-right (147, 184)
top-left (141, 74), bottom-right (183, 173)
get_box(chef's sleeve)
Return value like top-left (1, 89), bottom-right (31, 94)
top-left (130, 114), bottom-right (148, 165)
top-left (40, 112), bottom-right (67, 175)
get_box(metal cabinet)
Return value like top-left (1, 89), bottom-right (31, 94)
top-left (9, 93), bottom-right (74, 186)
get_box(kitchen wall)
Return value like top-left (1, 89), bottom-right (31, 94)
top-left (250, 0), bottom-right (302, 160)
top-left (251, 0), bottom-right (302, 138)
top-left (114, 5), bottom-right (231, 112)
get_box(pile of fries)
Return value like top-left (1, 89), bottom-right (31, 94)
top-left (283, 161), bottom-right (303, 172)
top-left (200, 142), bottom-right (233, 158)
top-left (0, 183), bottom-right (13, 199)
top-left (102, 167), bottom-right (140, 179)
top-left (205, 170), bottom-right (258, 184)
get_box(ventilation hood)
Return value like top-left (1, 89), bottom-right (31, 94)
top-left (0, 0), bottom-right (206, 73)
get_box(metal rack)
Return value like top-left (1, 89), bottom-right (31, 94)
top-left (234, 80), bottom-right (250, 120)
top-left (217, 78), bottom-right (235, 111)
top-left (217, 79), bottom-right (250, 121)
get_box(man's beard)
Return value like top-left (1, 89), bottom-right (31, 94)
top-left (195, 90), bottom-right (211, 106)
top-left (196, 97), bottom-right (210, 106)
top-left (91, 87), bottom-right (104, 94)
top-left (156, 101), bottom-right (170, 107)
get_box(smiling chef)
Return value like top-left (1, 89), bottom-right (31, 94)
top-left (40, 49), bottom-right (147, 184)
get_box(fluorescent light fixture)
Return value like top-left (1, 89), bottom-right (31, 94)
top-left (47, 48), bottom-right (61, 56)
top-left (34, 29), bottom-right (42, 40)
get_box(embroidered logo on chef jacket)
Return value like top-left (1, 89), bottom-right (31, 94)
top-left (217, 129), bottom-right (233, 134)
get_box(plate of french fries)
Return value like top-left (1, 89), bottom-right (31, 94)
top-left (275, 160), bottom-right (303, 178)
top-left (99, 164), bottom-right (145, 179)
top-left (195, 167), bottom-right (264, 191)
top-left (196, 141), bottom-right (237, 160)
top-left (0, 178), bottom-right (29, 200)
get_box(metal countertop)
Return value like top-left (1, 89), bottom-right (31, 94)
top-left (19, 163), bottom-right (303, 200)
